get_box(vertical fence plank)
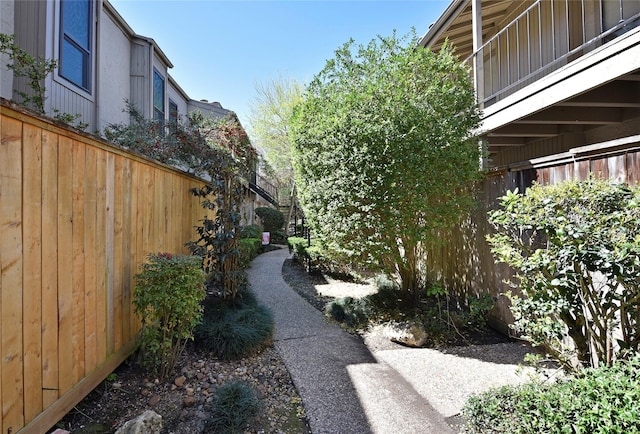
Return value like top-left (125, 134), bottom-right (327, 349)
top-left (105, 154), bottom-right (115, 356)
top-left (84, 146), bottom-right (98, 374)
top-left (22, 123), bottom-right (43, 424)
top-left (41, 130), bottom-right (59, 408)
top-left (1, 116), bottom-right (25, 433)
top-left (57, 136), bottom-right (74, 396)
top-left (95, 149), bottom-right (107, 361)
top-left (72, 140), bottom-right (86, 385)
top-left (130, 163), bottom-right (141, 337)
top-left (113, 156), bottom-right (124, 351)
top-left (121, 159), bottom-right (132, 343)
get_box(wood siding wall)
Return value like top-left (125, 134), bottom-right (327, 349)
top-left (0, 101), bottom-right (210, 434)
top-left (424, 141), bottom-right (640, 332)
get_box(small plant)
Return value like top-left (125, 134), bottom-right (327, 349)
top-left (133, 253), bottom-right (205, 379)
top-left (207, 381), bottom-right (260, 433)
top-left (195, 286), bottom-right (274, 359)
top-left (325, 296), bottom-right (371, 328)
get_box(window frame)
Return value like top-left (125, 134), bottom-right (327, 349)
top-left (58, 0), bottom-right (93, 93)
top-left (153, 69), bottom-right (166, 123)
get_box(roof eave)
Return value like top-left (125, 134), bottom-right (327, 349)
top-left (418, 0), bottom-right (470, 48)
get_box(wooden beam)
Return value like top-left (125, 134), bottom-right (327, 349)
top-left (514, 107), bottom-right (622, 125)
top-left (486, 136), bottom-right (526, 146)
top-left (558, 81), bottom-right (640, 108)
top-left (488, 124), bottom-right (559, 137)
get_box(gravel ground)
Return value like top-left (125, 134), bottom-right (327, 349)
top-left (53, 345), bottom-right (309, 434)
top-left (54, 255), bottom-right (545, 434)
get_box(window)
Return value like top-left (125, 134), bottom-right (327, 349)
top-left (168, 99), bottom-right (178, 130)
top-left (59, 0), bottom-right (92, 91)
top-left (153, 70), bottom-right (165, 122)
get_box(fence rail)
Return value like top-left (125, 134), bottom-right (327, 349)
top-left (0, 100), bottom-right (211, 434)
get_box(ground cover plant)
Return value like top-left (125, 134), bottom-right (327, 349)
top-left (488, 177), bottom-right (640, 370)
top-left (461, 353), bottom-right (640, 433)
top-left (194, 284), bottom-right (274, 360)
top-left (291, 31), bottom-right (482, 302)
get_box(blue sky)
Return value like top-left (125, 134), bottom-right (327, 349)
top-left (109, 0), bottom-right (450, 128)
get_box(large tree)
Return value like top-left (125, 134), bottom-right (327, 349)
top-left (248, 75), bottom-right (303, 199)
top-left (290, 32), bottom-right (481, 296)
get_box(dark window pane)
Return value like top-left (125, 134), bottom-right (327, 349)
top-left (60, 39), bottom-right (84, 86)
top-left (153, 71), bottom-right (164, 115)
top-left (62, 0), bottom-right (90, 49)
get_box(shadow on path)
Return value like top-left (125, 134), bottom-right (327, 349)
top-left (247, 248), bottom-right (453, 434)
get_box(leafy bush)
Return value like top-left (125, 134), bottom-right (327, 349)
top-left (240, 224), bottom-right (262, 239)
top-left (255, 207), bottom-right (285, 232)
top-left (325, 296), bottom-right (372, 328)
top-left (206, 381), bottom-right (260, 433)
top-left (133, 253), bottom-right (205, 378)
top-left (238, 238), bottom-right (261, 269)
top-left (488, 178), bottom-right (640, 370)
top-left (462, 354), bottom-right (640, 433)
top-left (194, 287), bottom-right (274, 359)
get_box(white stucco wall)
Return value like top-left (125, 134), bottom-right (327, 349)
top-left (98, 9), bottom-right (131, 132)
top-left (0, 0), bottom-right (15, 100)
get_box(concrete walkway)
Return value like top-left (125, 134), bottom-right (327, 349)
top-left (247, 247), bottom-right (455, 434)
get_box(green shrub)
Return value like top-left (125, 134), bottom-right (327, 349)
top-left (207, 381), bottom-right (260, 433)
top-left (133, 253), bottom-right (205, 379)
top-left (240, 224), bottom-right (262, 239)
top-left (462, 355), bottom-right (640, 433)
top-left (270, 229), bottom-right (288, 244)
top-left (325, 296), bottom-right (372, 328)
top-left (255, 207), bottom-right (285, 232)
top-left (238, 238), bottom-right (261, 269)
top-left (487, 178), bottom-right (640, 370)
top-left (195, 287), bottom-right (274, 359)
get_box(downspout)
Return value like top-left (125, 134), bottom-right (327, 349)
top-left (94, 0), bottom-right (102, 132)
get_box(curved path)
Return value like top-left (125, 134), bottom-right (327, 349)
top-left (247, 247), bottom-right (454, 434)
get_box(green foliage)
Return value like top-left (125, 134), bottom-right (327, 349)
top-left (326, 297), bottom-right (372, 328)
top-left (290, 31), bottom-right (482, 297)
top-left (255, 207), bottom-right (285, 233)
top-left (184, 117), bottom-right (257, 300)
top-left (248, 75), bottom-right (304, 192)
top-left (462, 354), bottom-right (640, 433)
top-left (487, 178), bottom-right (640, 370)
top-left (1, 33), bottom-right (86, 128)
top-left (240, 224), bottom-right (263, 239)
top-left (1, 33), bottom-right (56, 113)
top-left (238, 238), bottom-right (261, 269)
top-left (206, 381), bottom-right (261, 433)
top-left (194, 287), bottom-right (274, 360)
top-left (133, 253), bottom-right (205, 379)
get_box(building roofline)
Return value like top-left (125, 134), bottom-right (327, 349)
top-left (418, 0), bottom-right (469, 48)
top-left (103, 0), bottom-right (173, 68)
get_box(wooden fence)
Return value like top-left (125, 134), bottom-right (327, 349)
top-left (424, 136), bottom-right (640, 332)
top-left (0, 101), bottom-right (212, 434)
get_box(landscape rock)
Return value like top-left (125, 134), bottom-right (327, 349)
top-left (114, 410), bottom-right (162, 434)
top-left (174, 376), bottom-right (186, 387)
top-left (384, 320), bottom-right (428, 347)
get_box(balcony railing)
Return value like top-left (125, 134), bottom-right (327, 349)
top-left (466, 0), bottom-right (640, 107)
top-left (249, 171), bottom-right (279, 206)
